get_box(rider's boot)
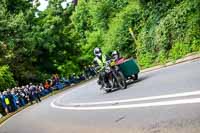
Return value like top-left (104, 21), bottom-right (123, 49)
top-left (98, 80), bottom-right (104, 90)
top-left (97, 79), bottom-right (101, 85)
top-left (105, 82), bottom-right (110, 88)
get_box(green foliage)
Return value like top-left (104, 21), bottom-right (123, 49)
top-left (72, 0), bottom-right (130, 57)
top-left (103, 1), bottom-right (140, 58)
top-left (137, 52), bottom-right (155, 68)
top-left (156, 50), bottom-right (168, 64)
top-left (72, 0), bottom-right (91, 39)
top-left (0, 66), bottom-right (16, 91)
top-left (0, 0), bottom-right (81, 85)
top-left (155, 0), bottom-right (199, 51)
top-left (137, 0), bottom-right (199, 67)
top-left (72, 0), bottom-right (199, 68)
top-left (85, 30), bottom-right (104, 57)
top-left (191, 39), bottom-right (200, 52)
top-left (169, 42), bottom-right (191, 60)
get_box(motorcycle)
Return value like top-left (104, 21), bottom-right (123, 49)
top-left (98, 60), bottom-right (127, 93)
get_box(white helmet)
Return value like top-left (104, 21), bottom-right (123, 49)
top-left (94, 47), bottom-right (102, 57)
top-left (112, 50), bottom-right (119, 60)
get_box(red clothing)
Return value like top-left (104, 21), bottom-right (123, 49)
top-left (115, 58), bottom-right (125, 65)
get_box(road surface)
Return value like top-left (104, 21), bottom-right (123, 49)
top-left (1, 59), bottom-right (200, 133)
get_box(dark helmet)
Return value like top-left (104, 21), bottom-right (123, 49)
top-left (93, 47), bottom-right (102, 57)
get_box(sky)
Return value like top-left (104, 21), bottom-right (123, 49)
top-left (37, 0), bottom-right (73, 11)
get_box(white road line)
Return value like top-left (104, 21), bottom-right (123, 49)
top-left (68, 90), bottom-right (200, 106)
top-left (51, 97), bottom-right (200, 110)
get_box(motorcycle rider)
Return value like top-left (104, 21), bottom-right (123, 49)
top-left (93, 47), bottom-right (110, 89)
top-left (111, 50), bottom-right (125, 64)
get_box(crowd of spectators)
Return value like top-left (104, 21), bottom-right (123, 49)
top-left (0, 83), bottom-right (43, 115)
top-left (84, 65), bottom-right (97, 79)
top-left (0, 68), bottom-right (97, 117)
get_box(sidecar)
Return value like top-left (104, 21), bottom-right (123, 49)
top-left (117, 58), bottom-right (140, 80)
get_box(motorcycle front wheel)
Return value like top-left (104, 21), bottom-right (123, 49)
top-left (115, 71), bottom-right (127, 89)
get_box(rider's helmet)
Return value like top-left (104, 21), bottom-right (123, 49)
top-left (112, 50), bottom-right (120, 60)
top-left (94, 47), bottom-right (102, 58)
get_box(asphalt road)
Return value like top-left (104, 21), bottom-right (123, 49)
top-left (1, 59), bottom-right (200, 133)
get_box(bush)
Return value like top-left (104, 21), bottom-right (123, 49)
top-left (169, 42), bottom-right (191, 60)
top-left (156, 50), bottom-right (168, 64)
top-left (191, 39), bottom-right (200, 52)
top-left (0, 66), bottom-right (16, 91)
top-left (103, 1), bottom-right (140, 57)
top-left (137, 52), bottom-right (155, 68)
top-left (72, 0), bottom-right (199, 69)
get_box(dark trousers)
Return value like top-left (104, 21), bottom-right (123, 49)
top-left (35, 93), bottom-right (41, 103)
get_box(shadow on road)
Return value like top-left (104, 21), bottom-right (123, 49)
top-left (104, 73), bottom-right (154, 94)
top-left (103, 74), bottom-right (151, 94)
top-left (127, 74), bottom-right (150, 86)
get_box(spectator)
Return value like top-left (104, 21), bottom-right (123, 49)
top-left (78, 73), bottom-right (86, 81)
top-left (3, 91), bottom-right (11, 113)
top-left (18, 88), bottom-right (26, 106)
top-left (61, 77), bottom-right (71, 86)
top-left (27, 85), bottom-right (34, 105)
top-left (84, 66), bottom-right (90, 79)
top-left (34, 85), bottom-right (41, 103)
top-left (24, 86), bottom-right (30, 104)
top-left (89, 65), bottom-right (97, 77)
top-left (69, 74), bottom-right (76, 84)
top-left (6, 89), bottom-right (15, 112)
top-left (44, 80), bottom-right (53, 93)
top-left (52, 74), bottom-right (60, 86)
top-left (39, 83), bottom-right (49, 96)
top-left (11, 90), bottom-right (19, 111)
top-left (0, 91), bottom-right (9, 115)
